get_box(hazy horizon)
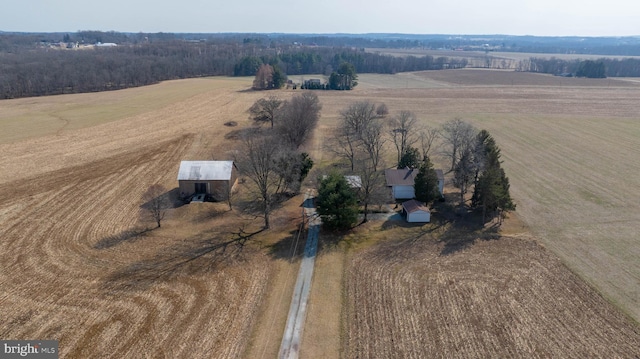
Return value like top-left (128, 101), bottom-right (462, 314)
top-left (1, 0), bottom-right (638, 37)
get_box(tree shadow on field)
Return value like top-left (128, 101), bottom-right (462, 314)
top-left (103, 225), bottom-right (264, 292)
top-left (140, 188), bottom-right (185, 210)
top-left (377, 195), bottom-right (501, 256)
top-left (435, 199), bottom-right (501, 256)
top-left (94, 227), bottom-right (152, 250)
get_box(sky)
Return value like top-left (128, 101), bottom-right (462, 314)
top-left (1, 0), bottom-right (639, 37)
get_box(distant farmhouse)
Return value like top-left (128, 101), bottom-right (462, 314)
top-left (177, 161), bottom-right (238, 201)
top-left (302, 79), bottom-right (323, 89)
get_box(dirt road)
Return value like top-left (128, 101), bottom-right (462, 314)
top-left (278, 192), bottom-right (320, 359)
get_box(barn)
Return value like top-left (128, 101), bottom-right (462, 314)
top-left (402, 199), bottom-right (431, 223)
top-left (177, 161), bottom-right (238, 200)
top-left (385, 168), bottom-right (418, 200)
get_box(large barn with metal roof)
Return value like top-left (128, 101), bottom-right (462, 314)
top-left (177, 160), bottom-right (238, 200)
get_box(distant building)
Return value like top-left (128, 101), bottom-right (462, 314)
top-left (177, 161), bottom-right (238, 200)
top-left (303, 79), bottom-right (323, 89)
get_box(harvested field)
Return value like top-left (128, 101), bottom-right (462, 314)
top-left (2, 68), bottom-right (640, 357)
top-left (343, 225), bottom-right (640, 358)
top-left (0, 77), bottom-right (300, 358)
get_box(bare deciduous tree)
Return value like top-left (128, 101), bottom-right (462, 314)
top-left (355, 158), bottom-right (387, 223)
top-left (235, 135), bottom-right (281, 229)
top-left (376, 103), bottom-right (389, 118)
top-left (252, 64), bottom-right (274, 90)
top-left (390, 110), bottom-right (419, 165)
top-left (275, 92), bottom-right (322, 148)
top-left (142, 184), bottom-right (170, 228)
top-left (440, 118), bottom-right (476, 172)
top-left (330, 100), bottom-right (385, 171)
top-left (248, 96), bottom-right (283, 128)
top-left (418, 126), bottom-right (440, 161)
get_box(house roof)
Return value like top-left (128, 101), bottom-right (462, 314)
top-left (402, 199), bottom-right (430, 214)
top-left (177, 161), bottom-right (234, 181)
top-left (345, 175), bottom-right (362, 188)
top-left (385, 168), bottom-right (417, 186)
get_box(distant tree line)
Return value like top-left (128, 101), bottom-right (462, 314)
top-left (234, 48), bottom-right (468, 77)
top-left (0, 36), bottom-right (466, 99)
top-left (518, 57), bottom-right (640, 77)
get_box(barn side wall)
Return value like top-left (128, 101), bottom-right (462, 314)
top-left (178, 178), bottom-right (237, 200)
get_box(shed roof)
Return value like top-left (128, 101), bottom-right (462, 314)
top-left (385, 168), bottom-right (417, 186)
top-left (345, 175), bottom-right (362, 189)
top-left (177, 161), bottom-right (234, 181)
top-left (402, 199), bottom-right (430, 214)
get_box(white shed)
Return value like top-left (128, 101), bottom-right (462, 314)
top-left (402, 199), bottom-right (431, 223)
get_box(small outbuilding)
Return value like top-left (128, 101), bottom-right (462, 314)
top-left (402, 199), bottom-right (431, 223)
top-left (177, 160), bottom-right (238, 200)
top-left (385, 168), bottom-right (418, 200)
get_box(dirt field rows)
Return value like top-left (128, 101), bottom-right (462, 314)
top-left (0, 78), bottom-right (289, 358)
top-left (343, 229), bottom-right (640, 358)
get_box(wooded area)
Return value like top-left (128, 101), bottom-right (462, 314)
top-left (0, 32), bottom-right (467, 99)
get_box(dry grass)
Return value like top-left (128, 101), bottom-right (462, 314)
top-left (1, 69), bottom-right (640, 357)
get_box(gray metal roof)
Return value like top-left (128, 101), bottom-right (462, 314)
top-left (402, 199), bottom-right (430, 213)
top-left (385, 168), bottom-right (417, 186)
top-left (177, 161), bottom-right (234, 181)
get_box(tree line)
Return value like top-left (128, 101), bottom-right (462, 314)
top-left (0, 34), bottom-right (467, 99)
top-left (517, 57), bottom-right (640, 77)
top-left (238, 92), bottom-right (321, 229)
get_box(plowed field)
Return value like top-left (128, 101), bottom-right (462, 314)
top-left (0, 78), bottom-right (283, 358)
top-left (343, 229), bottom-right (640, 358)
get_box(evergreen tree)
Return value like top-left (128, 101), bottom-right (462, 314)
top-left (317, 172), bottom-right (358, 230)
top-left (471, 130), bottom-right (515, 224)
top-left (414, 156), bottom-right (441, 205)
top-left (271, 65), bottom-right (287, 89)
top-left (397, 146), bottom-right (420, 169)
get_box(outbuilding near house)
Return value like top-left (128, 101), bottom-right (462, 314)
top-left (177, 161), bottom-right (238, 200)
top-left (402, 199), bottom-right (431, 223)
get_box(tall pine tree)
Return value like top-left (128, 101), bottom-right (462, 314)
top-left (414, 156), bottom-right (441, 205)
top-left (471, 130), bottom-right (515, 224)
top-left (317, 172), bottom-right (359, 230)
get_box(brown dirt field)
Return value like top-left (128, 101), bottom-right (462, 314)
top-left (342, 223), bottom-right (640, 358)
top-left (0, 77), bottom-right (304, 358)
top-left (307, 71), bottom-right (640, 325)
